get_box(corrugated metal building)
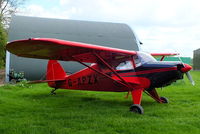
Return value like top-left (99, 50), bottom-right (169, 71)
top-left (193, 48), bottom-right (200, 70)
top-left (6, 16), bottom-right (140, 81)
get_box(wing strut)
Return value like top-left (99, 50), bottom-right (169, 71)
top-left (71, 56), bottom-right (131, 89)
top-left (93, 52), bottom-right (133, 91)
top-left (160, 56), bottom-right (165, 61)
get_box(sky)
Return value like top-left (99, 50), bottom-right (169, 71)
top-left (17, 0), bottom-right (200, 58)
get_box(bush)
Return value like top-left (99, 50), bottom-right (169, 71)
top-left (0, 60), bottom-right (4, 69)
top-left (0, 22), bottom-right (7, 68)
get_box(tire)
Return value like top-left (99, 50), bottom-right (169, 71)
top-left (130, 104), bottom-right (144, 114)
top-left (160, 97), bottom-right (169, 103)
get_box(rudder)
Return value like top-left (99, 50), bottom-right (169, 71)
top-left (46, 60), bottom-right (67, 87)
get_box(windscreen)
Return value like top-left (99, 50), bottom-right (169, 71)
top-left (134, 51), bottom-right (157, 67)
top-left (115, 52), bottom-right (157, 70)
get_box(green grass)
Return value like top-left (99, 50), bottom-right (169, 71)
top-left (0, 71), bottom-right (200, 134)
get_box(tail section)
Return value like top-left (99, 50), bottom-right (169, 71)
top-left (46, 60), bottom-right (67, 88)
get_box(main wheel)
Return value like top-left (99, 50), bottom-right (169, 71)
top-left (160, 97), bottom-right (169, 103)
top-left (130, 104), bottom-right (144, 114)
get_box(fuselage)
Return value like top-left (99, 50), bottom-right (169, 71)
top-left (50, 51), bottom-right (191, 92)
top-left (58, 61), bottom-right (186, 92)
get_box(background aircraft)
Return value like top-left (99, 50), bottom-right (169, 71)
top-left (6, 38), bottom-right (194, 114)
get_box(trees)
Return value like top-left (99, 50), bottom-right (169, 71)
top-left (0, 0), bottom-right (25, 26)
top-left (0, 22), bottom-right (7, 68)
top-left (0, 0), bottom-right (25, 67)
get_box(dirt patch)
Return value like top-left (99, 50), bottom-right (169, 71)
top-left (0, 69), bottom-right (5, 85)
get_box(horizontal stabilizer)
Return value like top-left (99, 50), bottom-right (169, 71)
top-left (29, 79), bottom-right (66, 84)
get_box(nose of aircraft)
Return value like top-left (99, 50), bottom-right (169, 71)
top-left (178, 63), bottom-right (195, 85)
top-left (180, 64), bottom-right (192, 73)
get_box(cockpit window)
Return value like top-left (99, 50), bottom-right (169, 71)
top-left (133, 52), bottom-right (157, 67)
top-left (116, 60), bottom-right (134, 70)
top-left (115, 52), bottom-right (156, 70)
top-left (138, 52), bottom-right (157, 63)
top-left (133, 55), bottom-right (141, 67)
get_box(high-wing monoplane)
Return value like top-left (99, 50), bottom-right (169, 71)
top-left (6, 38), bottom-right (194, 114)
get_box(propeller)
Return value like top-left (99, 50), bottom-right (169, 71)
top-left (186, 72), bottom-right (195, 86)
top-left (178, 56), bottom-right (195, 85)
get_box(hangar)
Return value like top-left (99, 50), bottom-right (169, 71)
top-left (6, 15), bottom-right (140, 82)
top-left (193, 48), bottom-right (200, 70)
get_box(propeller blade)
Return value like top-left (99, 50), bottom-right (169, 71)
top-left (178, 55), bottom-right (194, 85)
top-left (186, 72), bottom-right (195, 86)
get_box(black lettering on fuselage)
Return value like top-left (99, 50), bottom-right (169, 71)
top-left (93, 74), bottom-right (98, 84)
top-left (78, 78), bottom-right (81, 86)
top-left (87, 75), bottom-right (92, 84)
top-left (76, 74), bottom-right (98, 86)
top-left (68, 79), bottom-right (72, 87)
top-left (82, 76), bottom-right (86, 84)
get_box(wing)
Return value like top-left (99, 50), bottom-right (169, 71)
top-left (151, 53), bottom-right (179, 61)
top-left (6, 38), bottom-right (136, 63)
top-left (151, 53), bottom-right (179, 56)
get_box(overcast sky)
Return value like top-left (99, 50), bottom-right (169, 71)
top-left (17, 0), bottom-right (200, 58)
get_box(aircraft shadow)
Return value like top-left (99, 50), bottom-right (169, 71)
top-left (25, 90), bottom-right (161, 111)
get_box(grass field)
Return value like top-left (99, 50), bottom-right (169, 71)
top-left (0, 71), bottom-right (200, 134)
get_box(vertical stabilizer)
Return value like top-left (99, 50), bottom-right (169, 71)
top-left (46, 60), bottom-right (67, 88)
top-left (46, 60), bottom-right (66, 80)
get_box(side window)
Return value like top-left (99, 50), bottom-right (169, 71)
top-left (133, 55), bottom-right (142, 67)
top-left (116, 60), bottom-right (134, 70)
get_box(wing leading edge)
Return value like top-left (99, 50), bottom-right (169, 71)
top-left (6, 38), bottom-right (136, 63)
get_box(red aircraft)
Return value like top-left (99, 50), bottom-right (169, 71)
top-left (6, 38), bottom-right (194, 114)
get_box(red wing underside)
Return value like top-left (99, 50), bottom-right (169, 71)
top-left (151, 53), bottom-right (178, 56)
top-left (6, 38), bottom-right (136, 63)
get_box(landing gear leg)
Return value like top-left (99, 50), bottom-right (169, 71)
top-left (147, 88), bottom-right (169, 103)
top-left (50, 88), bottom-right (57, 95)
top-left (130, 88), bottom-right (144, 114)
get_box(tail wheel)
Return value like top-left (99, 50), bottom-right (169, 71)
top-left (130, 104), bottom-right (144, 114)
top-left (50, 88), bottom-right (57, 95)
top-left (160, 97), bottom-right (169, 103)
